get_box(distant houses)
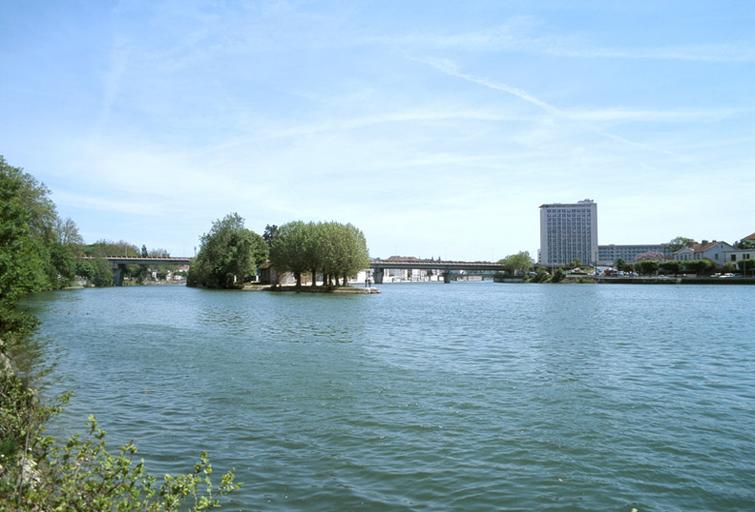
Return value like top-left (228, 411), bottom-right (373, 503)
top-left (672, 240), bottom-right (733, 265)
top-left (595, 236), bottom-right (752, 270)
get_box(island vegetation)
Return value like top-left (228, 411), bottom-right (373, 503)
top-left (187, 213), bottom-right (268, 289)
top-left (1, 156), bottom-right (238, 510)
top-left (185, 217), bottom-right (371, 291)
top-left (270, 221), bottom-right (370, 289)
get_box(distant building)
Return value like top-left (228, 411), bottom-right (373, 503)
top-left (673, 240), bottom-right (734, 267)
top-left (539, 199), bottom-right (598, 266)
top-left (598, 244), bottom-right (671, 266)
top-left (722, 248), bottom-right (755, 265)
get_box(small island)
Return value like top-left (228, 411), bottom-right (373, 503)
top-left (187, 215), bottom-right (374, 294)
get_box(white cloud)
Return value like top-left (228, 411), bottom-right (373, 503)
top-left (373, 20), bottom-right (755, 62)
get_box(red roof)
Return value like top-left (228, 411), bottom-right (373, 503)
top-left (693, 241), bottom-right (717, 252)
top-left (744, 232), bottom-right (755, 241)
top-left (693, 241), bottom-right (733, 253)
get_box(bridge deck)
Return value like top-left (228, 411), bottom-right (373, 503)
top-left (370, 259), bottom-right (504, 271)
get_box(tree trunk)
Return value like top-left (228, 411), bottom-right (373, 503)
top-left (335, 276), bottom-right (340, 287)
top-left (342, 273), bottom-right (347, 286)
top-left (295, 272), bottom-right (301, 289)
top-left (311, 269), bottom-right (317, 287)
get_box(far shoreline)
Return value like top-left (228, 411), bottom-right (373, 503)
top-left (242, 284), bottom-right (380, 294)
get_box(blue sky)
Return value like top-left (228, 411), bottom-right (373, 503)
top-left (2, 1), bottom-right (753, 259)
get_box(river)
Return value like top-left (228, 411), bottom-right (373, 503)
top-left (28, 282), bottom-right (755, 511)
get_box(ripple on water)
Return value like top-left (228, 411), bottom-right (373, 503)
top-left (28, 283), bottom-right (755, 511)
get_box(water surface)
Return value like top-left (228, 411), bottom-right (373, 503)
top-left (30, 283), bottom-right (755, 510)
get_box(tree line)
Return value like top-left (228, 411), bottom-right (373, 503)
top-left (0, 156), bottom-right (83, 301)
top-left (187, 215), bottom-right (370, 289)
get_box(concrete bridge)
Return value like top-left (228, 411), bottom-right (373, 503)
top-left (370, 258), bottom-right (505, 284)
top-left (80, 256), bottom-right (191, 286)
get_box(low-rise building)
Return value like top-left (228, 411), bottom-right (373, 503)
top-left (723, 248), bottom-right (755, 265)
top-left (673, 241), bottom-right (734, 268)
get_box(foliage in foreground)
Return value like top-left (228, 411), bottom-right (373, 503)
top-left (0, 403), bottom-right (239, 510)
top-left (1, 156), bottom-right (240, 509)
top-left (1, 314), bottom-right (239, 511)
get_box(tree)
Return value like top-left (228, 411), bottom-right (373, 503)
top-left (269, 221), bottom-right (369, 288)
top-left (736, 236), bottom-right (755, 249)
top-left (659, 260), bottom-right (681, 275)
top-left (0, 156), bottom-right (62, 301)
top-left (187, 213), bottom-right (268, 289)
top-left (497, 251), bottom-right (533, 276)
top-left (76, 258), bottom-right (114, 287)
top-left (668, 236), bottom-right (695, 252)
top-left (684, 258), bottom-right (715, 276)
top-left (269, 221), bottom-right (310, 288)
top-left (147, 248), bottom-right (170, 257)
top-left (262, 224), bottom-right (278, 248)
top-left (635, 260), bottom-right (660, 275)
top-left (83, 240), bottom-right (140, 258)
top-left (738, 259), bottom-right (755, 276)
top-left (635, 252), bottom-right (664, 262)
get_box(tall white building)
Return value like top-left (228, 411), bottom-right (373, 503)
top-left (539, 199), bottom-right (598, 266)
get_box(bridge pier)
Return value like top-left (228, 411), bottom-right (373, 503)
top-left (113, 263), bottom-right (128, 286)
top-left (373, 268), bottom-right (384, 284)
top-left (442, 270), bottom-right (451, 284)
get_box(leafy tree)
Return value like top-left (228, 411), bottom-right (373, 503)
top-left (262, 224), bottom-right (278, 248)
top-left (551, 268), bottom-right (566, 283)
top-left (722, 262), bottom-right (737, 273)
top-left (187, 213), bottom-right (267, 289)
top-left (684, 258), bottom-right (715, 276)
top-left (270, 221), bottom-right (369, 288)
top-left (269, 221), bottom-right (310, 288)
top-left (0, 156), bottom-right (78, 300)
top-left (147, 248), bottom-right (170, 257)
top-left (635, 260), bottom-right (660, 275)
top-left (659, 260), bottom-right (681, 275)
top-left (668, 236), bottom-right (695, 252)
top-left (738, 259), bottom-right (755, 276)
top-left (83, 240), bottom-right (140, 258)
top-left (735, 235), bottom-right (755, 249)
top-left (568, 258), bottom-right (582, 269)
top-left (141, 244), bottom-right (149, 257)
top-left (497, 251), bottom-right (533, 276)
top-left (529, 269), bottom-right (551, 283)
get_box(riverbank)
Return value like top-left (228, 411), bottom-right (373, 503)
top-left (494, 275), bottom-right (755, 285)
top-left (597, 276), bottom-right (755, 285)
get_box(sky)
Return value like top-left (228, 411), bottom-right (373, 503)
top-left (1, 1), bottom-right (754, 260)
